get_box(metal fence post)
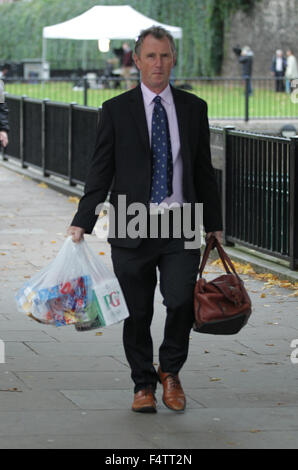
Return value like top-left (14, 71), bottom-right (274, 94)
top-left (68, 102), bottom-right (76, 186)
top-left (245, 78), bottom-right (249, 122)
top-left (83, 78), bottom-right (88, 107)
top-left (222, 125), bottom-right (235, 246)
top-left (289, 136), bottom-right (298, 270)
top-left (20, 95), bottom-right (27, 168)
top-left (41, 98), bottom-right (49, 177)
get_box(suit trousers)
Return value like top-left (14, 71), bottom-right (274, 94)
top-left (111, 218), bottom-right (201, 393)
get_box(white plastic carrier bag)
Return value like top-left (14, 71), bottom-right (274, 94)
top-left (16, 237), bottom-right (129, 329)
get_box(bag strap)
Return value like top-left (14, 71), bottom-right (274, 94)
top-left (199, 235), bottom-right (238, 278)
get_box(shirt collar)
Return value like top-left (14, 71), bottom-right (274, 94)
top-left (141, 82), bottom-right (173, 106)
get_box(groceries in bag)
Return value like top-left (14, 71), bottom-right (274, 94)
top-left (16, 237), bottom-right (129, 329)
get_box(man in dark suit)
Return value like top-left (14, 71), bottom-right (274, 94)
top-left (68, 26), bottom-right (222, 413)
top-left (271, 49), bottom-right (287, 92)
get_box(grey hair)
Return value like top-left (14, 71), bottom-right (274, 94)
top-left (134, 26), bottom-right (177, 59)
top-left (242, 45), bottom-right (252, 55)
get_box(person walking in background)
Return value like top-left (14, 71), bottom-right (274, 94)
top-left (0, 76), bottom-right (9, 149)
top-left (271, 49), bottom-right (287, 92)
top-left (0, 64), bottom-right (9, 80)
top-left (67, 26), bottom-right (222, 414)
top-left (121, 42), bottom-right (134, 89)
top-left (0, 102), bottom-right (9, 148)
top-left (285, 49), bottom-right (298, 94)
top-left (239, 46), bottom-right (254, 96)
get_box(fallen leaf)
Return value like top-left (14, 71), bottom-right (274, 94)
top-left (210, 377), bottom-right (221, 382)
top-left (0, 388), bottom-right (22, 392)
top-left (260, 293), bottom-right (266, 298)
top-left (240, 369), bottom-right (248, 372)
top-left (266, 344), bottom-right (275, 347)
top-left (250, 429), bottom-right (261, 433)
top-left (289, 291), bottom-right (298, 297)
top-left (279, 281), bottom-right (293, 287)
top-left (68, 196), bottom-right (80, 204)
top-left (95, 332), bottom-right (103, 336)
top-left (99, 252), bottom-right (105, 255)
top-left (37, 182), bottom-right (48, 188)
top-left (211, 259), bottom-right (297, 290)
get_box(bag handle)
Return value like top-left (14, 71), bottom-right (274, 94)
top-left (199, 235), bottom-right (238, 278)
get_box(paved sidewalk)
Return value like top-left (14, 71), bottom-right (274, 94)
top-left (0, 163), bottom-right (298, 450)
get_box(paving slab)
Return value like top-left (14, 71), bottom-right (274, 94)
top-left (0, 433), bottom-right (157, 450)
top-left (0, 390), bottom-right (79, 411)
top-left (141, 429), bottom-right (298, 449)
top-left (15, 370), bottom-right (133, 391)
top-left (60, 389), bottom-right (203, 411)
top-left (0, 331), bottom-right (58, 342)
top-left (1, 355), bottom-right (129, 372)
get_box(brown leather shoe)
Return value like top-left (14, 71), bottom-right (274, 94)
top-left (158, 366), bottom-right (186, 411)
top-left (132, 387), bottom-right (157, 413)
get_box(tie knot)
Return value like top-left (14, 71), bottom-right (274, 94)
top-left (153, 95), bottom-right (161, 104)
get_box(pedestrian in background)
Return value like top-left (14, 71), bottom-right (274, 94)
top-left (285, 49), bottom-right (298, 94)
top-left (239, 46), bottom-right (254, 96)
top-left (0, 81), bottom-right (9, 149)
top-left (121, 42), bottom-right (134, 89)
top-left (271, 49), bottom-right (287, 92)
top-left (0, 64), bottom-right (9, 80)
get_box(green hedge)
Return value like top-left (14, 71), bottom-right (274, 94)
top-left (0, 0), bottom-right (260, 76)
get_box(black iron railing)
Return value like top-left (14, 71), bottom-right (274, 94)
top-left (210, 126), bottom-right (298, 269)
top-left (4, 95), bottom-right (99, 186)
top-left (2, 95), bottom-right (298, 269)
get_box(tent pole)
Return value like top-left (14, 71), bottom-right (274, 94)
top-left (82, 40), bottom-right (87, 70)
top-left (42, 35), bottom-right (47, 86)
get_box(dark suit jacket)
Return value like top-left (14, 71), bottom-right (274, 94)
top-left (271, 56), bottom-right (287, 74)
top-left (71, 84), bottom-right (222, 248)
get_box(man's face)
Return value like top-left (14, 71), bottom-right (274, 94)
top-left (134, 34), bottom-right (175, 93)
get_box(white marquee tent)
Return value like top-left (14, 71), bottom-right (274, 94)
top-left (42, 5), bottom-right (183, 75)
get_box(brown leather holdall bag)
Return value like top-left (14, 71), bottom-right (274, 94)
top-left (193, 235), bottom-right (252, 335)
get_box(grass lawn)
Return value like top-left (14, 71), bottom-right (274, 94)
top-left (5, 79), bottom-right (298, 119)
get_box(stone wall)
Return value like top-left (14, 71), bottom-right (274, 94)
top-left (221, 0), bottom-right (298, 77)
